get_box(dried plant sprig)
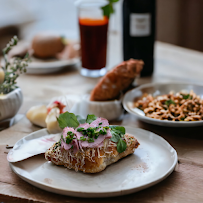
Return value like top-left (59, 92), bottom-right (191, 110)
top-left (2, 36), bottom-right (18, 71)
top-left (0, 36), bottom-right (30, 94)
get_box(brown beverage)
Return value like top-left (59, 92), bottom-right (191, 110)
top-left (79, 17), bottom-right (108, 70)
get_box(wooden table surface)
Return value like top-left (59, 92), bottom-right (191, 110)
top-left (1, 36), bottom-right (203, 203)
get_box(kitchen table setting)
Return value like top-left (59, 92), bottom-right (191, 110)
top-left (1, 36), bottom-right (203, 202)
top-left (1, 0), bottom-right (203, 202)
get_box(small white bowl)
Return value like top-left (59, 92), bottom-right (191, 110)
top-left (71, 94), bottom-right (124, 121)
top-left (0, 88), bottom-right (23, 121)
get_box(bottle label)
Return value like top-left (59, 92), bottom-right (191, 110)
top-left (130, 13), bottom-right (151, 37)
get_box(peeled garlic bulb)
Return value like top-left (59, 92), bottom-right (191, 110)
top-left (26, 105), bottom-right (47, 127)
top-left (45, 107), bottom-right (62, 134)
top-left (0, 67), bottom-right (5, 84)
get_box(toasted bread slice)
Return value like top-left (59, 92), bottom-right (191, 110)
top-left (45, 134), bottom-right (139, 173)
top-left (90, 59), bottom-right (144, 101)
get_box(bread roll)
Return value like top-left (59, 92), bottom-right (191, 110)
top-left (31, 33), bottom-right (65, 58)
top-left (26, 105), bottom-right (47, 127)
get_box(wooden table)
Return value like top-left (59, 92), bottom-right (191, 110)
top-left (1, 36), bottom-right (203, 202)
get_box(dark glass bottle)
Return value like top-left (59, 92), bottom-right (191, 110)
top-left (122, 0), bottom-right (156, 77)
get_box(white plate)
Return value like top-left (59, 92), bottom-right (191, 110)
top-left (123, 83), bottom-right (203, 127)
top-left (9, 127), bottom-right (177, 198)
top-left (1, 39), bottom-right (80, 75)
top-left (26, 57), bottom-right (79, 74)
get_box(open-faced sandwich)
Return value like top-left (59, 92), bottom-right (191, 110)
top-left (45, 112), bottom-right (139, 173)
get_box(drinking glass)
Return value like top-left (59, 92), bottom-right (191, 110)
top-left (77, 0), bottom-right (109, 78)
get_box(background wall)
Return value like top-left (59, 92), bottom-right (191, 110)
top-left (0, 0), bottom-right (203, 52)
top-left (157, 0), bottom-right (203, 52)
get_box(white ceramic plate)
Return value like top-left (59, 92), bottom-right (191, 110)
top-left (26, 57), bottom-right (79, 74)
top-left (123, 83), bottom-right (203, 127)
top-left (9, 127), bottom-right (177, 198)
top-left (1, 53), bottom-right (79, 75)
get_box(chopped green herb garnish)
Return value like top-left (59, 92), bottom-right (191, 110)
top-left (165, 99), bottom-right (176, 107)
top-left (94, 133), bottom-right (99, 139)
top-left (87, 127), bottom-right (95, 133)
top-left (77, 126), bottom-right (110, 141)
top-left (181, 94), bottom-right (192, 100)
top-left (77, 127), bottom-right (84, 132)
top-left (79, 136), bottom-right (87, 141)
top-left (180, 117), bottom-right (185, 121)
top-left (53, 140), bottom-right (61, 150)
top-left (99, 129), bottom-right (107, 135)
top-left (99, 122), bottom-right (102, 125)
top-left (87, 138), bottom-right (94, 143)
top-left (67, 131), bottom-right (75, 136)
top-left (71, 145), bottom-right (73, 149)
top-left (65, 131), bottom-right (76, 144)
top-left (61, 135), bottom-right (65, 142)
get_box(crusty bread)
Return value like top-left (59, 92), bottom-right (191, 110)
top-left (90, 59), bottom-right (144, 101)
top-left (45, 134), bottom-right (139, 173)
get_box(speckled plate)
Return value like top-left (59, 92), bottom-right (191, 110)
top-left (9, 127), bottom-right (177, 198)
top-left (123, 83), bottom-right (203, 127)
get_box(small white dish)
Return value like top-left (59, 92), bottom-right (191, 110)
top-left (123, 83), bottom-right (203, 127)
top-left (9, 126), bottom-right (177, 198)
top-left (71, 94), bottom-right (123, 121)
top-left (0, 88), bottom-right (23, 121)
top-left (48, 94), bottom-right (123, 121)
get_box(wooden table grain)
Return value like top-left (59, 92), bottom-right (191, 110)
top-left (1, 36), bottom-right (203, 203)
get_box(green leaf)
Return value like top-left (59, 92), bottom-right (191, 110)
top-left (101, 0), bottom-right (115, 19)
top-left (86, 114), bottom-right (97, 124)
top-left (110, 130), bottom-right (121, 142)
top-left (101, 4), bottom-right (111, 18)
top-left (110, 126), bottom-right (125, 143)
top-left (57, 112), bottom-right (79, 129)
top-left (165, 99), bottom-right (176, 107)
top-left (117, 138), bottom-right (127, 153)
top-left (110, 126), bottom-right (125, 135)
